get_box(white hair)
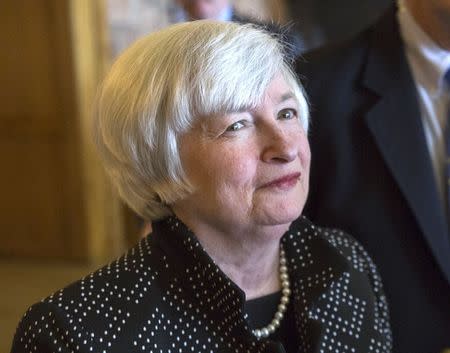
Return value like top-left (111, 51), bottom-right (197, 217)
top-left (93, 20), bottom-right (309, 221)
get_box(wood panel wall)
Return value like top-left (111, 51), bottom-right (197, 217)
top-left (0, 1), bottom-right (124, 262)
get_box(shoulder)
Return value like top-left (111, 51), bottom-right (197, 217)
top-left (288, 217), bottom-right (382, 277)
top-left (11, 236), bottom-right (165, 352)
top-left (318, 225), bottom-right (381, 277)
top-left (11, 300), bottom-right (94, 352)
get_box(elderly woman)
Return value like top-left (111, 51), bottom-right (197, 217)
top-left (11, 21), bottom-right (391, 353)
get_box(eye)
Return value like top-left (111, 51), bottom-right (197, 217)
top-left (278, 108), bottom-right (297, 120)
top-left (225, 121), bottom-right (245, 132)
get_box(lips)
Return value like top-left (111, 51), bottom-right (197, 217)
top-left (261, 172), bottom-right (301, 189)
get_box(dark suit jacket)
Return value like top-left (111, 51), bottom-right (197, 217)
top-left (297, 6), bottom-right (450, 353)
top-left (11, 216), bottom-right (391, 353)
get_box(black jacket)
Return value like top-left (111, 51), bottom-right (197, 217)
top-left (297, 5), bottom-right (450, 353)
top-left (11, 216), bottom-right (391, 353)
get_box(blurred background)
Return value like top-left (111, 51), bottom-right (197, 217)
top-left (0, 0), bottom-right (390, 351)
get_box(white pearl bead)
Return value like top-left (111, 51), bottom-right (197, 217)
top-left (252, 245), bottom-right (290, 339)
top-left (275, 312), bottom-right (283, 320)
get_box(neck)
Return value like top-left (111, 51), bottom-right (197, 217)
top-left (173, 212), bottom-right (287, 300)
top-left (213, 239), bottom-right (281, 300)
top-left (404, 0), bottom-right (450, 50)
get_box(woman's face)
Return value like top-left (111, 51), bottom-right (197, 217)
top-left (173, 74), bottom-right (310, 234)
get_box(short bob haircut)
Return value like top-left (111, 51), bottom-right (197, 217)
top-left (93, 20), bottom-right (309, 221)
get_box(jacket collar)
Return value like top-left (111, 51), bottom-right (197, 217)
top-left (151, 216), bottom-right (349, 351)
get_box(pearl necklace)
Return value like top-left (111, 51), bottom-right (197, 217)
top-left (252, 246), bottom-right (291, 338)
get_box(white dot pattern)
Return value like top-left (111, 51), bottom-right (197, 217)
top-left (11, 216), bottom-right (392, 353)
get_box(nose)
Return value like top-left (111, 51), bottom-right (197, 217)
top-left (261, 126), bottom-right (298, 163)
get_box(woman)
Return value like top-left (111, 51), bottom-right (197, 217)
top-left (11, 21), bottom-right (392, 353)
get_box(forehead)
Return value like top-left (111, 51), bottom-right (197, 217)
top-left (263, 74), bottom-right (295, 103)
top-left (239, 74), bottom-right (298, 114)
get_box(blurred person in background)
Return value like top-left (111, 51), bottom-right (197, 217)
top-left (173, 0), bottom-right (302, 59)
top-left (174, 0), bottom-right (235, 21)
top-left (297, 0), bottom-right (450, 352)
top-left (11, 21), bottom-right (391, 353)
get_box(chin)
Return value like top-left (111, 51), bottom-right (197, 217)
top-left (252, 191), bottom-right (306, 226)
top-left (258, 205), bottom-right (304, 227)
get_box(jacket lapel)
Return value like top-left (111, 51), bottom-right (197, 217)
top-left (361, 7), bottom-right (450, 283)
top-left (284, 219), bottom-right (347, 353)
top-left (285, 218), bottom-right (391, 353)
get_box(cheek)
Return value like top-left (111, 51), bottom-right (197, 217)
top-left (213, 151), bottom-right (256, 187)
top-left (185, 144), bottom-right (256, 194)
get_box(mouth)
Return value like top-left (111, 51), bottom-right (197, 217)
top-left (261, 172), bottom-right (301, 189)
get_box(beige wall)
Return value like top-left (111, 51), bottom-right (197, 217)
top-left (0, 1), bottom-right (124, 263)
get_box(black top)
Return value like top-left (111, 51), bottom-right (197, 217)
top-left (245, 291), bottom-right (298, 353)
top-left (11, 216), bottom-right (391, 352)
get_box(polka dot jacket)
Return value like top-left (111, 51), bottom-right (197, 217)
top-left (11, 216), bottom-right (392, 353)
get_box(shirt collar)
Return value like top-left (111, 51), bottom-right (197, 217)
top-left (397, 0), bottom-right (450, 97)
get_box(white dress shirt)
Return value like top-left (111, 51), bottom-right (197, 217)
top-left (397, 0), bottom-right (450, 209)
